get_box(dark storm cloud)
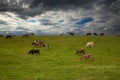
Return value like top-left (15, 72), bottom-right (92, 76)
top-left (30, 0), bottom-right (96, 9)
top-left (0, 0), bottom-right (119, 17)
top-left (109, 25), bottom-right (120, 31)
top-left (97, 0), bottom-right (120, 14)
top-left (0, 0), bottom-right (97, 17)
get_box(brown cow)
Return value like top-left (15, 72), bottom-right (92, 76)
top-left (31, 40), bottom-right (44, 46)
top-left (86, 33), bottom-right (91, 36)
top-left (99, 33), bottom-right (104, 36)
top-left (81, 54), bottom-right (94, 61)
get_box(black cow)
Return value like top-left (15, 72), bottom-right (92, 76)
top-left (94, 33), bottom-right (97, 36)
top-left (6, 35), bottom-right (12, 39)
top-left (69, 32), bottom-right (74, 35)
top-left (28, 49), bottom-right (40, 55)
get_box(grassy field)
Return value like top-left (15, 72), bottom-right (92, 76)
top-left (0, 36), bottom-right (120, 80)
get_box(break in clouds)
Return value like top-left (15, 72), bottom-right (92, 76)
top-left (0, 0), bottom-right (120, 35)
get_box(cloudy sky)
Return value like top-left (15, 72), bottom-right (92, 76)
top-left (0, 0), bottom-right (120, 35)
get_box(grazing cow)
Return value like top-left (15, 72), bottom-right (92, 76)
top-left (99, 33), bottom-right (104, 36)
top-left (42, 44), bottom-right (49, 48)
top-left (86, 33), bottom-right (91, 36)
top-left (69, 32), bottom-right (74, 35)
top-left (94, 33), bottom-right (97, 36)
top-left (32, 40), bottom-right (44, 46)
top-left (6, 35), bottom-right (12, 39)
top-left (85, 42), bottom-right (94, 47)
top-left (75, 48), bottom-right (85, 55)
top-left (28, 49), bottom-right (40, 55)
top-left (31, 40), bottom-right (39, 45)
top-left (81, 54), bottom-right (94, 61)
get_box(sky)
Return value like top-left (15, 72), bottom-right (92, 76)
top-left (0, 0), bottom-right (120, 35)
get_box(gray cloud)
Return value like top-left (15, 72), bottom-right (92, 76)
top-left (30, 0), bottom-right (96, 9)
top-left (0, 0), bottom-right (119, 18)
top-left (0, 0), bottom-right (97, 17)
top-left (0, 0), bottom-right (120, 35)
top-left (0, 20), bottom-right (7, 25)
top-left (40, 19), bottom-right (53, 25)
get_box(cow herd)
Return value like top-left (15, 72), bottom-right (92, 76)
top-left (86, 32), bottom-right (104, 36)
top-left (75, 42), bottom-right (95, 61)
top-left (1, 34), bottom-right (96, 61)
top-left (28, 40), bottom-right (95, 61)
top-left (28, 40), bottom-right (49, 55)
top-left (1, 32), bottom-right (105, 39)
top-left (68, 32), bottom-right (104, 36)
top-left (2, 33), bottom-right (34, 39)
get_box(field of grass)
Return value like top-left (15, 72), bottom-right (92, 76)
top-left (0, 36), bottom-right (120, 80)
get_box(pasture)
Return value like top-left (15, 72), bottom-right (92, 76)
top-left (0, 36), bottom-right (120, 80)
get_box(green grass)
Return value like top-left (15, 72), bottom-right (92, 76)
top-left (0, 36), bottom-right (120, 80)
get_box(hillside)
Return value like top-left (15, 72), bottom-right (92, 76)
top-left (0, 36), bottom-right (120, 80)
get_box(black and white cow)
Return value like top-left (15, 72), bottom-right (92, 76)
top-left (42, 44), bottom-right (49, 48)
top-left (31, 40), bottom-right (44, 46)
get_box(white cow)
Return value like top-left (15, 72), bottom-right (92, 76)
top-left (85, 42), bottom-right (94, 47)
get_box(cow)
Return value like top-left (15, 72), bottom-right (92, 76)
top-left (75, 48), bottom-right (85, 55)
top-left (42, 44), bottom-right (49, 48)
top-left (28, 49), bottom-right (40, 55)
top-left (81, 54), bottom-right (94, 61)
top-left (69, 32), bottom-right (74, 35)
top-left (99, 33), bottom-right (104, 36)
top-left (94, 33), bottom-right (97, 36)
top-left (86, 33), bottom-right (91, 36)
top-left (31, 40), bottom-right (40, 45)
top-left (6, 35), bottom-right (12, 39)
top-left (31, 40), bottom-right (44, 46)
top-left (85, 42), bottom-right (94, 47)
